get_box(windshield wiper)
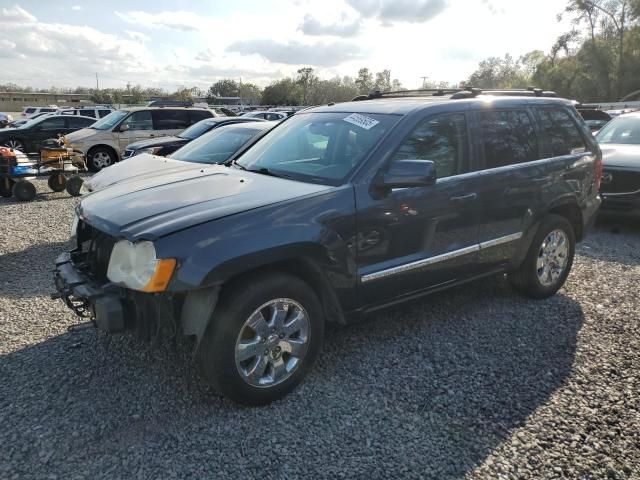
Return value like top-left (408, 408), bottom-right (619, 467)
top-left (246, 167), bottom-right (294, 180)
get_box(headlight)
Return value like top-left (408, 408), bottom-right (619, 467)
top-left (107, 240), bottom-right (176, 292)
top-left (70, 214), bottom-right (79, 238)
top-left (137, 146), bottom-right (163, 156)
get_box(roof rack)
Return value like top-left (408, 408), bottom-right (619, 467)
top-left (352, 86), bottom-right (557, 102)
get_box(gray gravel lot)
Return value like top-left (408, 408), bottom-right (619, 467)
top-left (1, 179), bottom-right (639, 479)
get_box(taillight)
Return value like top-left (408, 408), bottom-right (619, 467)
top-left (594, 155), bottom-right (603, 192)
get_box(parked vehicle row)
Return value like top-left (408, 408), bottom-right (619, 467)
top-left (53, 88), bottom-right (603, 405)
top-left (0, 115), bottom-right (95, 153)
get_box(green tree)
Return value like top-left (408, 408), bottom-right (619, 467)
top-left (355, 68), bottom-right (374, 94)
top-left (261, 79), bottom-right (301, 105)
top-left (207, 79), bottom-right (240, 102)
top-left (374, 69), bottom-right (392, 92)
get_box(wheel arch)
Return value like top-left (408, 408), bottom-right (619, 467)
top-left (547, 200), bottom-right (584, 241)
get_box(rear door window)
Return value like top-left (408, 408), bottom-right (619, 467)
top-left (537, 108), bottom-right (587, 156)
top-left (153, 110), bottom-right (190, 130)
top-left (479, 110), bottom-right (539, 168)
top-left (25, 108), bottom-right (36, 114)
top-left (98, 110), bottom-right (111, 118)
top-left (69, 117), bottom-right (94, 128)
top-left (82, 110), bottom-right (96, 118)
top-left (39, 117), bottom-right (67, 130)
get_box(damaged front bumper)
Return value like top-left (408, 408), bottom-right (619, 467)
top-left (53, 252), bottom-right (126, 332)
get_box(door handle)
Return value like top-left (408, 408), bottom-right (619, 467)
top-left (449, 193), bottom-right (478, 204)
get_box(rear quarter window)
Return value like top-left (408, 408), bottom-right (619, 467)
top-left (153, 110), bottom-right (190, 130)
top-left (537, 108), bottom-right (587, 156)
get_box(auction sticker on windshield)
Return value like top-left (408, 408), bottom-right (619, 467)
top-left (343, 113), bottom-right (380, 130)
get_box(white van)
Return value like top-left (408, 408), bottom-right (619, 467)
top-left (56, 106), bottom-right (114, 119)
top-left (21, 106), bottom-right (58, 118)
top-left (64, 107), bottom-right (216, 171)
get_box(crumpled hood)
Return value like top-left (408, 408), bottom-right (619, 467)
top-left (601, 144), bottom-right (640, 169)
top-left (85, 154), bottom-right (198, 191)
top-left (79, 165), bottom-right (332, 240)
top-left (126, 136), bottom-right (186, 151)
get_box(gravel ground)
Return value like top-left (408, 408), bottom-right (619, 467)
top-left (1, 179), bottom-right (639, 479)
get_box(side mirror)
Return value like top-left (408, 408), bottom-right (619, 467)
top-left (379, 159), bottom-right (437, 189)
top-left (119, 124), bottom-right (129, 132)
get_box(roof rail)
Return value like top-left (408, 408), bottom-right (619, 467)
top-left (352, 86), bottom-right (557, 102)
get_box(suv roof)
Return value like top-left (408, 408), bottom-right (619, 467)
top-left (310, 88), bottom-right (572, 116)
top-left (117, 106), bottom-right (212, 112)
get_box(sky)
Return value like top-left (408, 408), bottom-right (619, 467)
top-left (0, 0), bottom-right (573, 91)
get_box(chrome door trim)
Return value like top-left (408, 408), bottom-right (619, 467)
top-left (361, 232), bottom-right (523, 284)
top-left (479, 232), bottom-right (523, 249)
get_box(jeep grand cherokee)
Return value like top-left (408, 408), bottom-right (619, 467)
top-left (54, 89), bottom-right (602, 405)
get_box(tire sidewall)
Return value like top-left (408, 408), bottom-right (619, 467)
top-left (88, 147), bottom-right (115, 172)
top-left (12, 180), bottom-right (36, 202)
top-left (523, 215), bottom-right (576, 298)
top-left (198, 273), bottom-right (324, 405)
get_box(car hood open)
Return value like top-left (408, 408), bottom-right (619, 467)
top-left (601, 144), bottom-right (640, 169)
top-left (79, 165), bottom-right (332, 240)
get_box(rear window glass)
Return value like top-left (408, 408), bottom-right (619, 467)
top-left (154, 110), bottom-right (190, 130)
top-left (480, 110), bottom-right (539, 168)
top-left (537, 108), bottom-right (586, 156)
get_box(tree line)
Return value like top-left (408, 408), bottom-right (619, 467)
top-left (464, 0), bottom-right (640, 102)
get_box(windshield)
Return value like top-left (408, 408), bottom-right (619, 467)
top-left (171, 126), bottom-right (263, 164)
top-left (596, 116), bottom-right (640, 144)
top-left (235, 112), bottom-right (399, 185)
top-left (179, 120), bottom-right (215, 140)
top-left (90, 110), bottom-right (128, 130)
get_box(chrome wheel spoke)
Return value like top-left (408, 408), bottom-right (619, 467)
top-left (537, 229), bottom-right (570, 287)
top-left (246, 355), bottom-right (269, 381)
top-left (283, 338), bottom-right (305, 357)
top-left (269, 303), bottom-right (288, 330)
top-left (270, 358), bottom-right (287, 382)
top-left (246, 311), bottom-right (269, 337)
top-left (237, 339), bottom-right (262, 361)
top-left (282, 310), bottom-right (304, 337)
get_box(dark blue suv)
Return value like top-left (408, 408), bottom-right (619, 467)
top-left (54, 89), bottom-right (602, 405)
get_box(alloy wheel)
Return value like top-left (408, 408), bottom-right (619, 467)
top-left (536, 229), bottom-right (570, 287)
top-left (235, 298), bottom-right (310, 388)
top-left (92, 151), bottom-right (113, 169)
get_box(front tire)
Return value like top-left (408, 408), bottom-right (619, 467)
top-left (197, 272), bottom-right (324, 405)
top-left (87, 147), bottom-right (116, 172)
top-left (3, 139), bottom-right (25, 152)
top-left (12, 180), bottom-right (36, 202)
top-left (509, 214), bottom-right (576, 299)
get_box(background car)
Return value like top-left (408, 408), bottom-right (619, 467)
top-left (82, 121), bottom-right (275, 192)
top-left (21, 106), bottom-right (58, 118)
top-left (8, 112), bottom-right (52, 128)
top-left (123, 117), bottom-right (266, 158)
top-left (56, 106), bottom-right (114, 119)
top-left (595, 111), bottom-right (640, 217)
top-left (0, 113), bottom-right (13, 128)
top-left (0, 115), bottom-right (95, 153)
top-left (64, 107), bottom-right (216, 171)
top-left (578, 108), bottom-right (612, 133)
top-left (241, 111), bottom-right (288, 121)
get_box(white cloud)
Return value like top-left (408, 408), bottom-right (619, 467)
top-left (227, 39), bottom-right (363, 67)
top-left (115, 10), bottom-right (204, 32)
top-left (0, 5), bottom-right (36, 23)
top-left (299, 13), bottom-right (361, 37)
top-left (71, 5), bottom-right (83, 11)
top-left (125, 30), bottom-right (151, 43)
top-left (346, 0), bottom-right (448, 24)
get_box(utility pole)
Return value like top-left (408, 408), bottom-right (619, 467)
top-left (95, 72), bottom-right (99, 90)
top-left (420, 76), bottom-right (428, 88)
top-left (239, 76), bottom-right (243, 110)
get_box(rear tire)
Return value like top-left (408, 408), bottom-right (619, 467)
top-left (3, 139), bottom-right (25, 152)
top-left (87, 147), bottom-right (116, 172)
top-left (47, 174), bottom-right (67, 192)
top-left (66, 175), bottom-right (83, 197)
top-left (509, 214), bottom-right (575, 299)
top-left (12, 180), bottom-right (36, 202)
top-left (197, 272), bottom-right (324, 405)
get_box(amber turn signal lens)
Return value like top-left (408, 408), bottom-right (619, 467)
top-left (142, 258), bottom-right (177, 293)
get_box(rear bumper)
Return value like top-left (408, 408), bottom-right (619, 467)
top-left (53, 252), bottom-right (126, 332)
